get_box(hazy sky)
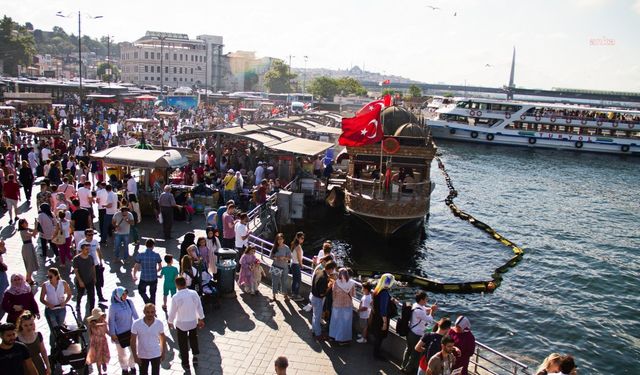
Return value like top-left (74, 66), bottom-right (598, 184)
top-left (3, 0), bottom-right (639, 91)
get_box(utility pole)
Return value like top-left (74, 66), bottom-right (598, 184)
top-left (303, 55), bottom-right (308, 94)
top-left (287, 54), bottom-right (294, 94)
top-left (205, 42), bottom-right (208, 105)
top-left (157, 35), bottom-right (167, 100)
top-left (106, 35), bottom-right (111, 85)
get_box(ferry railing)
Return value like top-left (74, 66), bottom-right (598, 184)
top-left (471, 341), bottom-right (531, 375)
top-left (346, 176), bottom-right (430, 201)
top-left (247, 234), bottom-right (532, 375)
top-left (520, 111), bottom-right (640, 125)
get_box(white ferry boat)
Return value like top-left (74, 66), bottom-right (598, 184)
top-left (426, 98), bottom-right (640, 155)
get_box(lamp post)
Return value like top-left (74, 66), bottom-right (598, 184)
top-left (303, 55), bottom-right (308, 94)
top-left (156, 35), bottom-right (167, 100)
top-left (287, 54), bottom-right (295, 95)
top-left (56, 10), bottom-right (102, 151)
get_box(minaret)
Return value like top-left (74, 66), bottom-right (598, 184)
top-left (506, 46), bottom-right (516, 100)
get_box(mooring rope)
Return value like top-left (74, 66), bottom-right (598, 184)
top-left (357, 156), bottom-right (525, 294)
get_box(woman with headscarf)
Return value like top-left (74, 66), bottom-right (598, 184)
top-left (37, 203), bottom-right (58, 258)
top-left (329, 268), bottom-right (356, 344)
top-left (204, 227), bottom-right (220, 277)
top-left (449, 316), bottom-right (476, 375)
top-left (1, 274), bottom-right (39, 324)
top-left (108, 287), bottom-right (138, 375)
top-left (370, 273), bottom-right (396, 360)
top-left (179, 232), bottom-right (196, 262)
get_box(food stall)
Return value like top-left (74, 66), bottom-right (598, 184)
top-left (90, 146), bottom-right (189, 216)
top-left (0, 106), bottom-right (15, 127)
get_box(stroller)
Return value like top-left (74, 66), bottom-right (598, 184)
top-left (49, 305), bottom-right (89, 375)
top-left (200, 270), bottom-right (220, 310)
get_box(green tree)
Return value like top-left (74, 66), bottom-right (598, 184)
top-left (97, 62), bottom-right (120, 81)
top-left (243, 70), bottom-right (259, 91)
top-left (264, 59), bottom-right (297, 93)
top-left (308, 76), bottom-right (339, 100)
top-left (336, 77), bottom-right (367, 96)
top-left (407, 84), bottom-right (422, 98)
top-left (0, 16), bottom-right (36, 76)
top-left (382, 88), bottom-right (402, 98)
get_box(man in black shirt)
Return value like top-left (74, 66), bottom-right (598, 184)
top-left (70, 199), bottom-right (91, 250)
top-left (0, 323), bottom-right (38, 375)
top-left (310, 261), bottom-right (336, 340)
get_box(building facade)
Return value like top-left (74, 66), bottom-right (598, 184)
top-left (120, 31), bottom-right (206, 88)
top-left (196, 35), bottom-right (224, 91)
top-left (220, 51), bottom-right (276, 92)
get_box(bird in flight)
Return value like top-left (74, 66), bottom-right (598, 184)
top-left (426, 5), bottom-right (440, 10)
top-left (485, 64), bottom-right (493, 67)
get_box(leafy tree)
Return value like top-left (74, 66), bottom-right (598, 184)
top-left (264, 59), bottom-right (297, 93)
top-left (382, 88), bottom-right (402, 98)
top-left (308, 76), bottom-right (339, 100)
top-left (0, 16), bottom-right (36, 76)
top-left (97, 62), bottom-right (120, 81)
top-left (336, 77), bottom-right (367, 96)
top-left (408, 84), bottom-right (422, 98)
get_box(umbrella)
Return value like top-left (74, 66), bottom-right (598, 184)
top-left (136, 94), bottom-right (157, 101)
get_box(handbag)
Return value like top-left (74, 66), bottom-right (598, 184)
top-left (269, 266), bottom-right (284, 278)
top-left (52, 224), bottom-right (66, 245)
top-left (116, 330), bottom-right (132, 348)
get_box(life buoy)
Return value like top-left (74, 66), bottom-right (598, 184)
top-left (486, 134), bottom-right (495, 141)
top-left (550, 117), bottom-right (556, 123)
top-left (575, 141), bottom-right (583, 149)
top-left (597, 120), bottom-right (603, 126)
top-left (528, 137), bottom-right (536, 144)
top-left (613, 122), bottom-right (619, 128)
top-left (534, 116), bottom-right (541, 121)
top-left (449, 128), bottom-right (456, 135)
top-left (382, 137), bottom-right (400, 154)
top-left (621, 144), bottom-right (630, 152)
top-left (471, 131), bottom-right (478, 139)
top-left (476, 110), bottom-right (483, 117)
top-left (469, 110), bottom-right (476, 116)
top-left (629, 123), bottom-right (635, 129)
top-left (581, 119), bottom-right (587, 125)
top-left (520, 114), bottom-right (526, 120)
top-left (505, 112), bottom-right (511, 119)
top-left (566, 117), bottom-right (572, 124)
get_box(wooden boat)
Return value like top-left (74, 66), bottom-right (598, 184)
top-left (343, 106), bottom-right (437, 237)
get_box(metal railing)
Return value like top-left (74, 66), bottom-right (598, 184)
top-left (471, 341), bottom-right (531, 375)
top-left (346, 176), bottom-right (430, 201)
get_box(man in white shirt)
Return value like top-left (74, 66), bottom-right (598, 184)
top-left (95, 182), bottom-right (108, 243)
top-left (234, 213), bottom-right (251, 252)
top-left (100, 184), bottom-right (118, 245)
top-left (126, 174), bottom-right (138, 202)
top-left (41, 145), bottom-right (51, 163)
top-left (131, 303), bottom-right (166, 375)
top-left (27, 148), bottom-right (39, 175)
top-left (401, 291), bottom-right (438, 373)
top-left (254, 162), bottom-right (264, 187)
top-left (77, 181), bottom-right (93, 211)
top-left (168, 276), bottom-right (205, 372)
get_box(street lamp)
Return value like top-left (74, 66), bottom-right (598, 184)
top-left (287, 54), bottom-right (295, 94)
top-left (56, 10), bottom-right (102, 151)
top-left (303, 55), bottom-right (308, 94)
top-left (155, 35), bottom-right (167, 100)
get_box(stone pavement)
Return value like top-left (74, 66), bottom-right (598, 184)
top-left (0, 190), bottom-right (403, 375)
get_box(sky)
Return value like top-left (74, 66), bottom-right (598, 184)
top-left (2, 0), bottom-right (640, 92)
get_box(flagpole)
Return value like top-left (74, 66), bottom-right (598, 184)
top-left (378, 98), bottom-right (385, 199)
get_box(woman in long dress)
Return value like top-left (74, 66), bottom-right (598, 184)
top-left (238, 246), bottom-right (257, 294)
top-left (329, 268), bottom-right (356, 344)
top-left (18, 219), bottom-right (39, 284)
top-left (86, 307), bottom-right (111, 375)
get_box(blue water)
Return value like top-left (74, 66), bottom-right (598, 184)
top-left (300, 140), bottom-right (640, 374)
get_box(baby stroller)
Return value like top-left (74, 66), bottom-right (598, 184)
top-left (200, 270), bottom-right (220, 311)
top-left (49, 305), bottom-right (89, 375)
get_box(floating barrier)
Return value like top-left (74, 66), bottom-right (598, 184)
top-left (356, 157), bottom-right (525, 294)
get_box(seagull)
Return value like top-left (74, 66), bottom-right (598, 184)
top-left (485, 64), bottom-right (493, 67)
top-left (426, 5), bottom-right (440, 10)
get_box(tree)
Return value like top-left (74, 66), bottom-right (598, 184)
top-left (308, 76), bottom-right (339, 100)
top-left (382, 88), bottom-right (402, 98)
top-left (0, 16), bottom-right (36, 76)
top-left (336, 77), bottom-right (367, 96)
top-left (408, 84), bottom-right (422, 99)
top-left (96, 62), bottom-right (120, 82)
top-left (243, 70), bottom-right (259, 91)
top-left (264, 59), bottom-right (297, 93)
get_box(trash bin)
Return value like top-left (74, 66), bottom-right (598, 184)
top-left (216, 248), bottom-right (238, 295)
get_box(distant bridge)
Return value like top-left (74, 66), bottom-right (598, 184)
top-left (358, 80), bottom-right (640, 104)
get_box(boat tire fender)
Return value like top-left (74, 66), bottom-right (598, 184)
top-left (449, 128), bottom-right (456, 135)
top-left (470, 131), bottom-right (478, 139)
top-left (486, 134), bottom-right (495, 141)
top-left (505, 112), bottom-right (511, 119)
top-left (621, 144), bottom-right (630, 152)
top-left (535, 116), bottom-right (541, 121)
top-left (566, 117), bottom-right (572, 124)
top-left (520, 114), bottom-right (526, 120)
top-left (575, 141), bottom-right (583, 149)
top-left (528, 137), bottom-right (536, 144)
top-left (550, 117), bottom-right (556, 123)
top-left (476, 110), bottom-right (482, 117)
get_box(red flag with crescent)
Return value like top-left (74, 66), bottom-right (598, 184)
top-left (339, 105), bottom-right (383, 146)
top-left (355, 99), bottom-right (384, 116)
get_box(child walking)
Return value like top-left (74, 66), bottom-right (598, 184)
top-left (238, 246), bottom-right (257, 294)
top-left (253, 258), bottom-right (266, 293)
top-left (356, 281), bottom-right (372, 343)
top-left (86, 307), bottom-right (110, 375)
top-left (159, 254), bottom-right (179, 311)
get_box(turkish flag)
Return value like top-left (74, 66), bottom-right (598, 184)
top-left (339, 105), bottom-right (383, 146)
top-left (355, 99), bottom-right (384, 116)
top-left (383, 94), bottom-right (392, 107)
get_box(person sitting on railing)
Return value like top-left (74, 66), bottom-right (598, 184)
top-left (449, 316), bottom-right (475, 375)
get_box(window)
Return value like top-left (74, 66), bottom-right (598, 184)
top-left (157, 66), bottom-right (160, 72)
top-left (144, 76), bottom-right (148, 80)
top-left (150, 66), bottom-right (154, 72)
top-left (134, 66), bottom-right (138, 72)
top-left (134, 52), bottom-right (138, 59)
top-left (165, 53), bottom-right (168, 60)
top-left (179, 67), bottom-right (182, 74)
top-left (173, 77), bottom-right (177, 81)
top-left (150, 77), bottom-right (154, 81)
top-left (144, 52), bottom-right (148, 59)
top-left (173, 53), bottom-right (177, 60)
top-left (173, 67), bottom-right (177, 73)
top-left (165, 67), bottom-right (168, 73)
top-left (145, 66), bottom-right (148, 72)
top-left (190, 78), bottom-right (193, 82)
top-left (179, 78), bottom-right (183, 81)
top-left (190, 68), bottom-right (193, 74)
top-left (165, 77), bottom-right (168, 81)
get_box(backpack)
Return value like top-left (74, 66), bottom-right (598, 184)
top-left (395, 303), bottom-right (417, 336)
top-left (421, 333), bottom-right (444, 365)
